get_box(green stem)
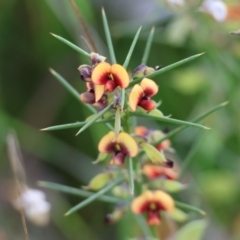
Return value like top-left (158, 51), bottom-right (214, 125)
top-left (120, 89), bottom-right (125, 111)
top-left (128, 157), bottom-right (134, 195)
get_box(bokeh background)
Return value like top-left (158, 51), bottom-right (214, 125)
top-left (1, 0), bottom-right (240, 239)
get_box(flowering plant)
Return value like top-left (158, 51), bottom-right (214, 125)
top-left (38, 8), bottom-right (228, 240)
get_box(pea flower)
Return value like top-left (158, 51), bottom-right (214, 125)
top-left (131, 190), bottom-right (174, 225)
top-left (92, 62), bottom-right (129, 102)
top-left (98, 131), bottom-right (138, 165)
top-left (142, 164), bottom-right (178, 180)
top-left (129, 78), bottom-right (158, 112)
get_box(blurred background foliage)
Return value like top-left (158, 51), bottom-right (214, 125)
top-left (0, 0), bottom-right (240, 239)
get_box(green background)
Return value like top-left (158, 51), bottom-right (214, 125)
top-left (1, 0), bottom-right (240, 239)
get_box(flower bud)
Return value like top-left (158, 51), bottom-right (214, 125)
top-left (90, 52), bottom-right (106, 65)
top-left (132, 64), bottom-right (155, 78)
top-left (80, 91), bottom-right (95, 104)
top-left (105, 204), bottom-right (126, 224)
top-left (78, 65), bottom-right (92, 81)
top-left (150, 179), bottom-right (185, 192)
top-left (167, 208), bottom-right (187, 222)
top-left (141, 142), bottom-right (173, 167)
top-left (112, 184), bottom-right (130, 199)
top-left (83, 172), bottom-right (112, 191)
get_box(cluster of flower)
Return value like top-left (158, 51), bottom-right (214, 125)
top-left (78, 53), bottom-right (182, 225)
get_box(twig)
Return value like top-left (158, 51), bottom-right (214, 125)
top-left (7, 132), bottom-right (30, 240)
top-left (69, 0), bottom-right (97, 52)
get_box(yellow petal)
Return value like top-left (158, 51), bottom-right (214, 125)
top-left (116, 132), bottom-right (138, 157)
top-left (94, 84), bottom-right (105, 102)
top-left (140, 78), bottom-right (159, 97)
top-left (98, 131), bottom-right (116, 153)
top-left (153, 190), bottom-right (175, 212)
top-left (111, 64), bottom-right (129, 88)
top-left (92, 62), bottom-right (111, 85)
top-left (129, 84), bottom-right (144, 111)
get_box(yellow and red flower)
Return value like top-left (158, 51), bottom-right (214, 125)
top-left (98, 131), bottom-right (138, 165)
top-left (142, 164), bottom-right (178, 180)
top-left (92, 62), bottom-right (129, 102)
top-left (131, 190), bottom-right (174, 225)
top-left (129, 78), bottom-right (158, 112)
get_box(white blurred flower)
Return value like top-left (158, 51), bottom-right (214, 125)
top-left (200, 0), bottom-right (228, 22)
top-left (13, 188), bottom-right (51, 226)
top-left (167, 0), bottom-right (185, 6)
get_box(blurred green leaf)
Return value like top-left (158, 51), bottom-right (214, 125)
top-left (173, 219), bottom-right (207, 240)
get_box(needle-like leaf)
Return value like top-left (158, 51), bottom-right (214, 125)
top-left (142, 26), bottom-right (155, 64)
top-left (129, 112), bottom-right (209, 130)
top-left (38, 181), bottom-right (121, 204)
top-left (153, 101), bottom-right (228, 145)
top-left (75, 103), bottom-right (114, 135)
top-left (49, 68), bottom-right (95, 113)
top-left (123, 26), bottom-right (142, 69)
top-left (130, 53), bottom-right (205, 86)
top-left (175, 201), bottom-right (206, 215)
top-left (50, 33), bottom-right (91, 58)
top-left (102, 8), bottom-right (116, 64)
top-left (64, 178), bottom-right (124, 216)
